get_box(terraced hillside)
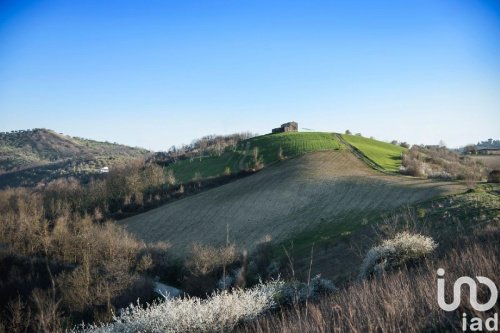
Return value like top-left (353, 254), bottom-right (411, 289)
top-left (123, 150), bottom-right (463, 263)
top-left (167, 132), bottom-right (342, 183)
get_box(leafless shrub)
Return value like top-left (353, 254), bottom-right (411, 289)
top-left (252, 147), bottom-right (264, 171)
top-left (401, 158), bottom-right (426, 177)
top-left (31, 288), bottom-right (63, 333)
top-left (401, 145), bottom-right (486, 180)
top-left (186, 243), bottom-right (237, 276)
top-left (464, 171), bottom-right (477, 190)
top-left (166, 169), bottom-right (176, 186)
top-left (6, 296), bottom-right (30, 333)
top-left (277, 146), bottom-right (285, 161)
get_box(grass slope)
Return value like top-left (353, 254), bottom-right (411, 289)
top-left (123, 150), bottom-right (463, 277)
top-left (167, 132), bottom-right (342, 183)
top-left (341, 134), bottom-right (406, 171)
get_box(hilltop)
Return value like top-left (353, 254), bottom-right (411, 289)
top-left (166, 132), bottom-right (343, 183)
top-left (0, 129), bottom-right (150, 187)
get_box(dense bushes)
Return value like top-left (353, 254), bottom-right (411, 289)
top-left (5, 160), bottom-right (171, 223)
top-left (0, 183), bottom-right (172, 331)
top-left (183, 243), bottom-right (239, 295)
top-left (150, 132), bottom-right (256, 166)
top-left (0, 165), bottom-right (278, 331)
top-left (401, 145), bottom-right (486, 182)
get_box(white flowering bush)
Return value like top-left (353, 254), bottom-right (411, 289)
top-left (72, 280), bottom-right (283, 333)
top-left (359, 232), bottom-right (437, 278)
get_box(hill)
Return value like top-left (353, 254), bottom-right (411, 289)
top-left (122, 150), bottom-right (463, 280)
top-left (0, 129), bottom-right (150, 187)
top-left (167, 132), bottom-right (342, 183)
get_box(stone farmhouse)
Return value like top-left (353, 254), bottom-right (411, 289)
top-left (272, 121), bottom-right (298, 134)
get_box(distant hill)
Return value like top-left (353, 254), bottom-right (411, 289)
top-left (0, 129), bottom-right (150, 187)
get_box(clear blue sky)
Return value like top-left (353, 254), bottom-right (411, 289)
top-left (1, 0), bottom-right (499, 151)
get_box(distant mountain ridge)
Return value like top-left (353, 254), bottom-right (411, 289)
top-left (0, 128), bottom-right (150, 187)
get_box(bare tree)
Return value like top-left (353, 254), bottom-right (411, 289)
top-left (278, 146), bottom-right (285, 161)
top-left (166, 169), bottom-right (176, 186)
top-left (252, 147), bottom-right (264, 170)
top-left (463, 144), bottom-right (477, 155)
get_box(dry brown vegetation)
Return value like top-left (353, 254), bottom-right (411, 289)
top-left (237, 217), bottom-right (500, 333)
top-left (470, 155), bottom-right (500, 170)
top-left (150, 132), bottom-right (256, 166)
top-left (401, 145), bottom-right (487, 182)
top-left (0, 173), bottom-right (173, 331)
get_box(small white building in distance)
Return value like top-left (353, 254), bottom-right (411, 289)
top-left (99, 166), bottom-right (109, 173)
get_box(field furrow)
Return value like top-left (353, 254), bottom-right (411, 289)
top-left (122, 150), bottom-right (464, 258)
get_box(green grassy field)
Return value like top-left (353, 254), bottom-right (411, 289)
top-left (341, 134), bottom-right (406, 171)
top-left (250, 132), bottom-right (342, 162)
top-left (167, 132), bottom-right (342, 183)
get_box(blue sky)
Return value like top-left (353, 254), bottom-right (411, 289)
top-left (1, 0), bottom-right (499, 151)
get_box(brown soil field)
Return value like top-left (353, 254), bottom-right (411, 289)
top-left (121, 151), bottom-right (463, 260)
